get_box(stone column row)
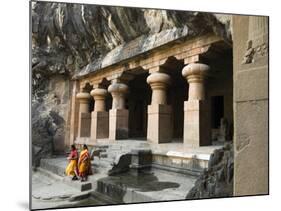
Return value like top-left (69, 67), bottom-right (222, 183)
top-left (76, 81), bottom-right (129, 142)
top-left (146, 63), bottom-right (211, 146)
top-left (76, 62), bottom-right (211, 147)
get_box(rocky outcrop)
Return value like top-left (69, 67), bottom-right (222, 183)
top-left (31, 1), bottom-right (232, 162)
top-left (32, 76), bottom-right (71, 166)
top-left (186, 143), bottom-right (234, 199)
top-left (32, 2), bottom-right (231, 77)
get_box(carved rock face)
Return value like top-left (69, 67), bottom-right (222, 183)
top-left (31, 1), bottom-right (232, 157)
top-left (32, 2), bottom-right (231, 80)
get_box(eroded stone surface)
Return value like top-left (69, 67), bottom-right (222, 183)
top-left (186, 143), bottom-right (233, 199)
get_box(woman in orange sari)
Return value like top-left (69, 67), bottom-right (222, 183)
top-left (78, 144), bottom-right (92, 181)
top-left (65, 144), bottom-right (79, 180)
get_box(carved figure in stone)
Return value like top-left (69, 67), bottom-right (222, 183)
top-left (242, 40), bottom-right (255, 64)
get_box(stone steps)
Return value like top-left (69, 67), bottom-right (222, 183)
top-left (63, 177), bottom-right (92, 192)
top-left (40, 158), bottom-right (67, 177)
top-left (92, 159), bottom-right (113, 168)
top-left (36, 167), bottom-right (93, 192)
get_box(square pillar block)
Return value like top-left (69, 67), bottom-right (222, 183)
top-left (109, 109), bottom-right (129, 140)
top-left (91, 111), bottom-right (109, 141)
top-left (78, 112), bottom-right (91, 137)
top-left (147, 104), bottom-right (172, 143)
top-left (183, 100), bottom-right (211, 147)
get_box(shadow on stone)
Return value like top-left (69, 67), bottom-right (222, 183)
top-left (97, 170), bottom-right (180, 202)
top-left (108, 153), bottom-right (132, 176)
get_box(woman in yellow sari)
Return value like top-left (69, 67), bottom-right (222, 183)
top-left (78, 144), bottom-right (92, 181)
top-left (65, 144), bottom-right (79, 180)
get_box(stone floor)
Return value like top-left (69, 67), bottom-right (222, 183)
top-left (32, 165), bottom-right (197, 209)
top-left (32, 170), bottom-right (96, 209)
top-left (32, 140), bottom-right (223, 209)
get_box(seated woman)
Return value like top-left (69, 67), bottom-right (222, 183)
top-left (65, 144), bottom-right (79, 180)
top-left (78, 144), bottom-right (92, 182)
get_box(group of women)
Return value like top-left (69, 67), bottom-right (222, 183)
top-left (65, 144), bottom-right (92, 182)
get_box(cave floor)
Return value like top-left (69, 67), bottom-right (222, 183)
top-left (31, 160), bottom-right (198, 209)
top-left (31, 170), bottom-right (101, 210)
top-left (31, 141), bottom-right (223, 209)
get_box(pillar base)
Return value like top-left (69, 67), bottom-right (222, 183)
top-left (78, 112), bottom-right (91, 137)
top-left (91, 111), bottom-right (109, 141)
top-left (109, 109), bottom-right (129, 140)
top-left (147, 104), bottom-right (172, 143)
top-left (183, 100), bottom-right (211, 147)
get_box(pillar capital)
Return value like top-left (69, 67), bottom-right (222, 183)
top-left (90, 88), bottom-right (107, 100)
top-left (108, 82), bottom-right (128, 110)
top-left (90, 88), bottom-right (107, 112)
top-left (182, 63), bottom-right (209, 101)
top-left (182, 63), bottom-right (209, 83)
top-left (147, 72), bottom-right (171, 88)
top-left (147, 72), bottom-right (171, 105)
top-left (108, 82), bottom-right (129, 95)
top-left (76, 92), bottom-right (91, 105)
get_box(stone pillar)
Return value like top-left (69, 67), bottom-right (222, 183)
top-left (90, 88), bottom-right (109, 141)
top-left (147, 72), bottom-right (172, 143)
top-left (69, 80), bottom-right (80, 145)
top-left (182, 63), bottom-right (211, 147)
top-left (108, 82), bottom-right (129, 140)
top-left (76, 92), bottom-right (91, 138)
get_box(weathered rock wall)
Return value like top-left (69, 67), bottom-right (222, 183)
top-left (32, 75), bottom-right (72, 166)
top-left (232, 15), bottom-right (268, 195)
top-left (186, 143), bottom-right (234, 199)
top-left (31, 1), bottom-right (231, 162)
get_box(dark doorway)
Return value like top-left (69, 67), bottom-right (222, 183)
top-left (211, 96), bottom-right (224, 129)
top-left (128, 72), bottom-right (151, 139)
top-left (165, 59), bottom-right (187, 142)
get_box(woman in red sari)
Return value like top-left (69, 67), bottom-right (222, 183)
top-left (65, 144), bottom-right (79, 180)
top-left (78, 144), bottom-right (92, 182)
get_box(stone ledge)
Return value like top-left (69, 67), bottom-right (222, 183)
top-left (76, 27), bottom-right (189, 78)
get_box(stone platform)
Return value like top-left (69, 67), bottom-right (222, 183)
top-left (35, 140), bottom-right (223, 207)
top-left (85, 139), bottom-right (223, 175)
